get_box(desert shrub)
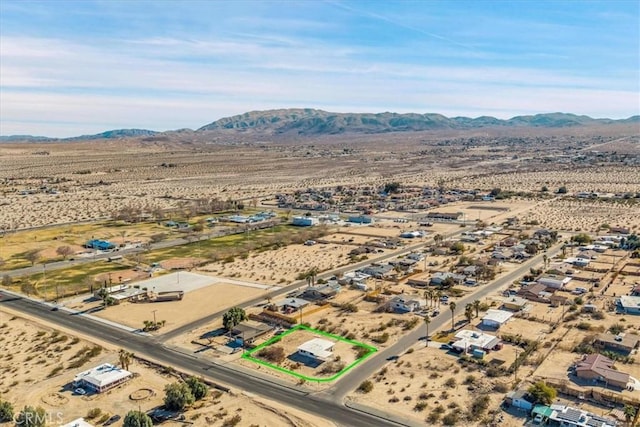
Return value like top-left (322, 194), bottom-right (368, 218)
top-left (609, 324), bottom-right (625, 335)
top-left (358, 380), bottom-right (374, 393)
top-left (468, 395), bottom-right (491, 417)
top-left (372, 333), bottom-right (389, 344)
top-left (427, 411), bottom-right (441, 423)
top-left (414, 401), bottom-right (428, 412)
top-left (222, 414), bottom-right (242, 427)
top-left (442, 412), bottom-right (460, 426)
top-left (444, 377), bottom-right (456, 388)
top-left (185, 377), bottom-right (208, 400)
top-left (463, 375), bottom-right (476, 385)
top-left (86, 408), bottom-right (102, 419)
top-left (355, 347), bottom-right (371, 359)
top-left (577, 322), bottom-right (592, 331)
top-left (257, 346), bottom-right (286, 364)
top-left (493, 382), bottom-right (509, 393)
top-left (389, 396), bottom-right (400, 403)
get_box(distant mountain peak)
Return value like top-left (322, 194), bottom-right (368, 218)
top-left (197, 109), bottom-right (632, 135)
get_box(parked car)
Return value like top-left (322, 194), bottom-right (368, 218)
top-left (104, 415), bottom-right (121, 426)
top-left (431, 310), bottom-right (440, 317)
top-left (73, 388), bottom-right (86, 396)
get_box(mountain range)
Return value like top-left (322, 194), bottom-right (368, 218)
top-left (2, 109), bottom-right (638, 141)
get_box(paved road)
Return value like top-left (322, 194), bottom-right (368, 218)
top-left (0, 291), bottom-right (411, 427)
top-left (327, 243), bottom-right (564, 400)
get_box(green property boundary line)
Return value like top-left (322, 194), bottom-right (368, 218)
top-left (241, 324), bottom-right (377, 383)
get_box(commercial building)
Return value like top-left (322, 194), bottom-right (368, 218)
top-left (292, 216), bottom-right (319, 227)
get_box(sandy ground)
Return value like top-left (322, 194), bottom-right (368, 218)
top-left (200, 242), bottom-right (360, 285)
top-left (0, 308), bottom-right (335, 427)
top-left (92, 283), bottom-right (267, 332)
top-left (346, 342), bottom-right (510, 426)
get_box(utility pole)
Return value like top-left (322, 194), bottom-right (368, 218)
top-left (514, 347), bottom-right (520, 384)
top-left (151, 309), bottom-right (157, 326)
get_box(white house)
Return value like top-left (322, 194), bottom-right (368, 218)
top-left (617, 296), bottom-right (640, 315)
top-left (537, 275), bottom-right (571, 289)
top-left (481, 309), bottom-right (514, 329)
top-left (297, 338), bottom-right (334, 361)
top-left (452, 330), bottom-right (500, 353)
top-left (73, 363), bottom-right (132, 393)
top-left (60, 419), bottom-right (94, 427)
top-left (388, 296), bottom-right (424, 313)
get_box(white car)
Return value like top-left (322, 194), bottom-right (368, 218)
top-left (533, 414), bottom-right (544, 424)
top-left (74, 388), bottom-right (86, 396)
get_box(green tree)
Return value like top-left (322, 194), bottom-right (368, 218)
top-left (571, 233), bottom-right (593, 245)
top-left (449, 302), bottom-right (457, 331)
top-left (0, 400), bottom-right (14, 423)
top-left (383, 182), bottom-right (401, 194)
top-left (123, 410), bottom-right (153, 427)
top-left (623, 405), bottom-right (636, 423)
top-left (185, 377), bottom-right (208, 400)
top-left (527, 381), bottom-right (557, 405)
top-left (163, 382), bottom-right (195, 411)
top-left (16, 406), bottom-right (46, 427)
top-left (450, 242), bottom-right (465, 254)
top-left (222, 307), bottom-right (247, 330)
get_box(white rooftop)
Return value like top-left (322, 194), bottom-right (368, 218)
top-left (131, 271), bottom-right (215, 293)
top-left (60, 419), bottom-right (94, 427)
top-left (482, 309), bottom-right (514, 324)
top-left (297, 338), bottom-right (334, 359)
top-left (74, 363), bottom-right (131, 388)
top-left (619, 295), bottom-right (640, 309)
top-left (453, 330), bottom-right (500, 351)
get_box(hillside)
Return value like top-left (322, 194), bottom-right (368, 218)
top-left (197, 109), bottom-right (634, 135)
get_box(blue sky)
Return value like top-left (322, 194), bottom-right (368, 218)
top-left (1, 0), bottom-right (638, 137)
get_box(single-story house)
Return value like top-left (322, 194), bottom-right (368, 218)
top-left (505, 389), bottom-right (534, 411)
top-left (537, 275), bottom-right (571, 289)
top-left (481, 309), bottom-right (513, 329)
top-left (617, 295), bottom-right (640, 315)
top-left (546, 404), bottom-right (618, 427)
top-left (430, 272), bottom-right (465, 286)
top-left (452, 330), bottom-right (500, 353)
top-left (300, 283), bottom-right (341, 301)
top-left (518, 283), bottom-right (552, 302)
top-left (73, 363), bottom-right (132, 393)
top-left (564, 257), bottom-right (590, 267)
top-left (358, 263), bottom-right (394, 279)
top-left (338, 271), bottom-right (370, 287)
top-left (388, 296), bottom-right (424, 313)
top-left (502, 296), bottom-right (528, 311)
top-left (594, 332), bottom-right (640, 355)
top-left (229, 322), bottom-right (273, 345)
top-left (275, 298), bottom-right (311, 313)
top-left (297, 338), bottom-right (334, 361)
top-left (292, 216), bottom-right (319, 227)
top-left (575, 354), bottom-right (631, 389)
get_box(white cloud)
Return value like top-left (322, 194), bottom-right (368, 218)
top-left (1, 35), bottom-right (638, 137)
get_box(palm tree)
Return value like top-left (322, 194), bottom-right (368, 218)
top-left (449, 302), bottom-right (457, 331)
top-left (473, 300), bottom-right (481, 318)
top-left (424, 289), bottom-right (433, 308)
top-left (434, 234), bottom-right (443, 246)
top-left (623, 405), bottom-right (636, 423)
top-left (435, 290), bottom-right (442, 308)
top-left (464, 304), bottom-right (473, 324)
top-left (119, 349), bottom-right (134, 370)
top-left (424, 316), bottom-right (431, 345)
